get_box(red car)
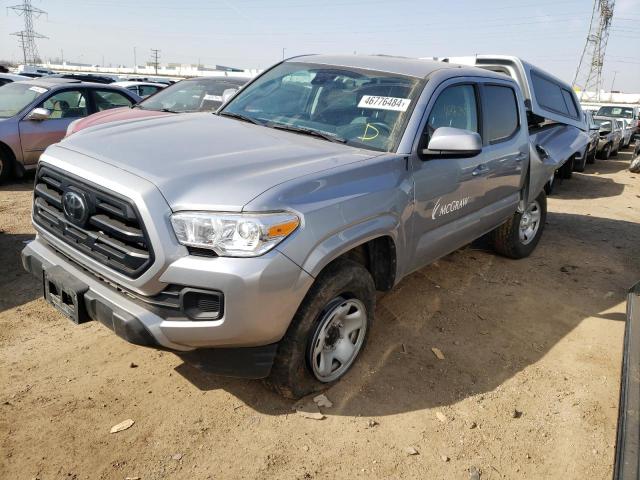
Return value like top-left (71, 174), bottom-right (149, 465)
top-left (66, 76), bottom-right (248, 136)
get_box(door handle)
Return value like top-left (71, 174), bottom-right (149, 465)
top-left (472, 164), bottom-right (489, 177)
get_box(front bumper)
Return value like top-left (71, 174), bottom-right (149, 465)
top-left (22, 237), bottom-right (314, 354)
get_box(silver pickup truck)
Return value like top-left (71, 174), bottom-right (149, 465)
top-left (21, 55), bottom-right (588, 398)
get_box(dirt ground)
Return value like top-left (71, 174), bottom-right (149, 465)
top-left (1, 148), bottom-right (639, 480)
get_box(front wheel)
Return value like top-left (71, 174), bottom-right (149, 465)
top-left (599, 143), bottom-right (612, 160)
top-left (265, 259), bottom-right (375, 399)
top-left (0, 150), bottom-right (13, 184)
top-left (491, 191), bottom-right (547, 259)
top-left (574, 154), bottom-right (587, 172)
top-left (559, 156), bottom-right (574, 179)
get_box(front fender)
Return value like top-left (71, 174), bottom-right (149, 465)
top-left (295, 213), bottom-right (401, 278)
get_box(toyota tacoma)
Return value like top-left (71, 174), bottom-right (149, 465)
top-left (22, 55), bottom-right (588, 398)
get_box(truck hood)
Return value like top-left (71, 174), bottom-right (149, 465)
top-left (58, 112), bottom-right (377, 211)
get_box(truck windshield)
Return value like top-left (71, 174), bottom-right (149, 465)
top-left (0, 82), bottom-right (47, 118)
top-left (596, 106), bottom-right (633, 119)
top-left (220, 62), bottom-right (422, 152)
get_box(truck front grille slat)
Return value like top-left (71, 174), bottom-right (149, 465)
top-left (32, 166), bottom-right (153, 278)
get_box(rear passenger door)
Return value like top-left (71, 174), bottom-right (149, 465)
top-left (18, 88), bottom-right (89, 165)
top-left (477, 81), bottom-right (527, 206)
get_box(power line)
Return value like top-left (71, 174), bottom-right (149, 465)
top-left (8, 0), bottom-right (48, 65)
top-left (573, 0), bottom-right (616, 101)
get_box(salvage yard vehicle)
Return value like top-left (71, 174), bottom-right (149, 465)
top-left (0, 78), bottom-right (140, 183)
top-left (0, 72), bottom-right (31, 86)
top-left (594, 117), bottom-right (623, 159)
top-left (596, 104), bottom-right (639, 141)
top-left (583, 110), bottom-right (600, 166)
top-left (65, 76), bottom-right (248, 136)
top-left (22, 54), bottom-right (584, 398)
top-left (112, 81), bottom-right (166, 98)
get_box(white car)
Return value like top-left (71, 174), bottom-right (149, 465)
top-left (0, 73), bottom-right (31, 86)
top-left (112, 81), bottom-right (165, 98)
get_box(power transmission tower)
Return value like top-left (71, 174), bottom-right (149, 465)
top-left (573, 0), bottom-right (615, 101)
top-left (8, 0), bottom-right (48, 65)
top-left (150, 49), bottom-right (160, 75)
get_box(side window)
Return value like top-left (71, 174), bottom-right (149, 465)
top-left (426, 84), bottom-right (478, 138)
top-left (139, 85), bottom-right (160, 97)
top-left (93, 89), bottom-right (134, 111)
top-left (42, 90), bottom-right (88, 119)
top-left (482, 85), bottom-right (519, 143)
top-left (561, 89), bottom-right (579, 119)
top-left (531, 71), bottom-right (568, 116)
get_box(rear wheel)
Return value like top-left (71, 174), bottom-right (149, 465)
top-left (491, 191), bottom-right (547, 259)
top-left (265, 259), bottom-right (375, 399)
top-left (559, 156), bottom-right (574, 179)
top-left (0, 150), bottom-right (13, 184)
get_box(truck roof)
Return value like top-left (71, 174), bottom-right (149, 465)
top-left (287, 54), bottom-right (460, 79)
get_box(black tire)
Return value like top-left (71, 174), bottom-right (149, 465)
top-left (573, 154), bottom-right (586, 172)
top-left (559, 157), bottom-right (574, 179)
top-left (0, 150), bottom-right (13, 184)
top-left (264, 258), bottom-right (375, 399)
top-left (599, 143), bottom-right (612, 160)
top-left (491, 191), bottom-right (547, 259)
top-left (586, 149), bottom-right (596, 164)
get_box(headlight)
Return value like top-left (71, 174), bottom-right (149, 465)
top-left (170, 211), bottom-right (300, 257)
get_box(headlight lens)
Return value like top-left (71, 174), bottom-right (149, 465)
top-left (170, 211), bottom-right (300, 257)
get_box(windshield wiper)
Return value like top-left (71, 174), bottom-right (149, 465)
top-left (160, 108), bottom-right (180, 113)
top-left (268, 123), bottom-right (347, 144)
top-left (217, 111), bottom-right (263, 125)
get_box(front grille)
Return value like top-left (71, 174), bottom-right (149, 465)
top-left (33, 166), bottom-right (153, 278)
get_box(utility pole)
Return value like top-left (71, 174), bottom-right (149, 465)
top-left (610, 70), bottom-right (618, 91)
top-left (8, 0), bottom-right (48, 65)
top-left (573, 0), bottom-right (616, 101)
top-left (150, 48), bottom-right (160, 75)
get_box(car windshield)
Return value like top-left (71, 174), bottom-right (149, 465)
top-left (139, 78), bottom-right (247, 112)
top-left (596, 106), bottom-right (633, 119)
top-left (220, 62), bottom-right (423, 152)
top-left (0, 82), bottom-right (47, 118)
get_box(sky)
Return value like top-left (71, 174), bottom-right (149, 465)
top-left (1, 0), bottom-right (639, 92)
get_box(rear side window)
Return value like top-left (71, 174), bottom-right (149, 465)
top-left (561, 89), bottom-right (579, 119)
top-left (531, 71), bottom-right (568, 116)
top-left (93, 89), bottom-right (134, 111)
top-left (482, 85), bottom-right (519, 143)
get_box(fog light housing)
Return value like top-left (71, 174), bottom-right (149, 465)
top-left (180, 288), bottom-right (224, 321)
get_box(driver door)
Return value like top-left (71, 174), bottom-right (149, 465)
top-left (19, 88), bottom-right (89, 166)
top-left (408, 81), bottom-right (496, 270)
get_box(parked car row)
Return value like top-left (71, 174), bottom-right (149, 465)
top-left (0, 75), bottom-right (249, 182)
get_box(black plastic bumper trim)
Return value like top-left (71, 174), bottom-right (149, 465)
top-left (178, 343), bottom-right (278, 379)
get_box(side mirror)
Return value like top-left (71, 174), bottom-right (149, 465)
top-left (221, 88), bottom-right (238, 103)
top-left (26, 107), bottom-right (51, 121)
top-left (422, 127), bottom-right (482, 157)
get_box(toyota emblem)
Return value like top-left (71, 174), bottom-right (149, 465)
top-left (62, 191), bottom-right (88, 225)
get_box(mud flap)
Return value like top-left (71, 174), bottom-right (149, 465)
top-left (527, 124), bottom-right (589, 204)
